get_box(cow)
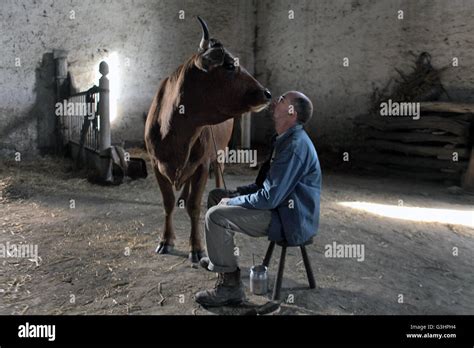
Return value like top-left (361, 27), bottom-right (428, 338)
top-left (145, 17), bottom-right (271, 262)
top-left (144, 17), bottom-right (271, 263)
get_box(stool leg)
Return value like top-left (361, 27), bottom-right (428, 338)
top-left (262, 241), bottom-right (275, 267)
top-left (300, 245), bottom-right (316, 289)
top-left (272, 246), bottom-right (286, 301)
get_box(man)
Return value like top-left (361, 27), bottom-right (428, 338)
top-left (195, 91), bottom-right (322, 307)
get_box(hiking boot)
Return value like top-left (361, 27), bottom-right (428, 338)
top-left (195, 268), bottom-right (246, 307)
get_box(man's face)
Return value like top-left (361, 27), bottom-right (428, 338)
top-left (271, 93), bottom-right (297, 133)
top-left (272, 94), bottom-right (290, 121)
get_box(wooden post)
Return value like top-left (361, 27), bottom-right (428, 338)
top-left (462, 147), bottom-right (474, 191)
top-left (99, 61), bottom-right (111, 152)
top-left (241, 112), bottom-right (251, 149)
top-left (98, 61), bottom-right (113, 183)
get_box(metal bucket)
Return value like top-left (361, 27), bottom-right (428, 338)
top-left (250, 265), bottom-right (268, 295)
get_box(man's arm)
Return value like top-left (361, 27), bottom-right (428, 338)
top-left (236, 156), bottom-right (273, 195)
top-left (236, 183), bottom-right (259, 195)
top-left (227, 147), bottom-right (305, 210)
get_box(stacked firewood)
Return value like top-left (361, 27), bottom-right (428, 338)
top-left (357, 102), bottom-right (473, 182)
top-left (356, 52), bottom-right (474, 184)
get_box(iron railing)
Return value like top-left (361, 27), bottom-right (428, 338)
top-left (58, 86), bottom-right (104, 152)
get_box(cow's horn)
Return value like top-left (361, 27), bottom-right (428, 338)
top-left (197, 16), bottom-right (210, 51)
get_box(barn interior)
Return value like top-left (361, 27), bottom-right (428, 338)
top-left (0, 0), bottom-right (473, 316)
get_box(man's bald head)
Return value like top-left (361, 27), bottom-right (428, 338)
top-left (271, 90), bottom-right (314, 135)
top-left (285, 91), bottom-right (314, 124)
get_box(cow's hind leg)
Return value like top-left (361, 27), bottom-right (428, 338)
top-left (187, 163), bottom-right (209, 263)
top-left (152, 163), bottom-right (176, 254)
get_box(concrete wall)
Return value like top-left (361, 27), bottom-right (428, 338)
top-left (0, 0), bottom-right (257, 157)
top-left (253, 0), bottom-right (474, 153)
top-left (1, 0), bottom-right (474, 158)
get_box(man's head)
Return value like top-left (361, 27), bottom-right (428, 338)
top-left (271, 91), bottom-right (313, 135)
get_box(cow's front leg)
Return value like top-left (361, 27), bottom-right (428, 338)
top-left (214, 160), bottom-right (225, 188)
top-left (177, 180), bottom-right (190, 207)
top-left (152, 164), bottom-right (176, 254)
top-left (186, 163), bottom-right (209, 263)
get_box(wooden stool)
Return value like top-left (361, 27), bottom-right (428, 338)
top-left (262, 238), bottom-right (316, 300)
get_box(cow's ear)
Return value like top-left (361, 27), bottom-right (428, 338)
top-left (195, 47), bottom-right (224, 72)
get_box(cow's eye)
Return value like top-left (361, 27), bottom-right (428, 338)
top-left (224, 63), bottom-right (236, 71)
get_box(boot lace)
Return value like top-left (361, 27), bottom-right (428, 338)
top-left (214, 273), bottom-right (225, 289)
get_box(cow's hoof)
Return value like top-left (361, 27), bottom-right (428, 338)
top-left (189, 250), bottom-right (207, 264)
top-left (156, 243), bottom-right (174, 254)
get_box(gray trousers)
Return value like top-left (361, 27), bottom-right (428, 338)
top-left (205, 188), bottom-right (272, 273)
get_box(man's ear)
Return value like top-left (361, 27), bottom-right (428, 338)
top-left (288, 103), bottom-right (296, 117)
top-left (288, 104), bottom-right (299, 122)
top-left (195, 47), bottom-right (224, 72)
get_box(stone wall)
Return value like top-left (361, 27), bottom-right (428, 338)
top-left (1, 0), bottom-right (473, 158)
top-left (253, 0), bottom-right (474, 152)
top-left (0, 0), bottom-right (256, 157)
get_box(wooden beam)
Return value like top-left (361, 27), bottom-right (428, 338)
top-left (366, 130), bottom-right (467, 145)
top-left (421, 113), bottom-right (474, 122)
top-left (420, 102), bottom-right (474, 114)
top-left (360, 117), bottom-right (469, 136)
top-left (366, 139), bottom-right (470, 159)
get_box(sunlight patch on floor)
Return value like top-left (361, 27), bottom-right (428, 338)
top-left (338, 201), bottom-right (474, 228)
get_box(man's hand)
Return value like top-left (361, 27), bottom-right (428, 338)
top-left (219, 198), bottom-right (231, 206)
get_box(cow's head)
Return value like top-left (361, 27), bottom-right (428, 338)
top-left (192, 17), bottom-right (271, 120)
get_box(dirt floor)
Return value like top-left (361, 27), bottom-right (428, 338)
top-left (0, 152), bottom-right (473, 315)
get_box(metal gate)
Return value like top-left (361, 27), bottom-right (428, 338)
top-left (56, 59), bottom-right (112, 182)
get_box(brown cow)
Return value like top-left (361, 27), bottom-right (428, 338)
top-left (145, 17), bottom-right (271, 263)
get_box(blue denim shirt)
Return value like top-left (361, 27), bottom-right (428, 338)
top-left (227, 124), bottom-right (322, 245)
